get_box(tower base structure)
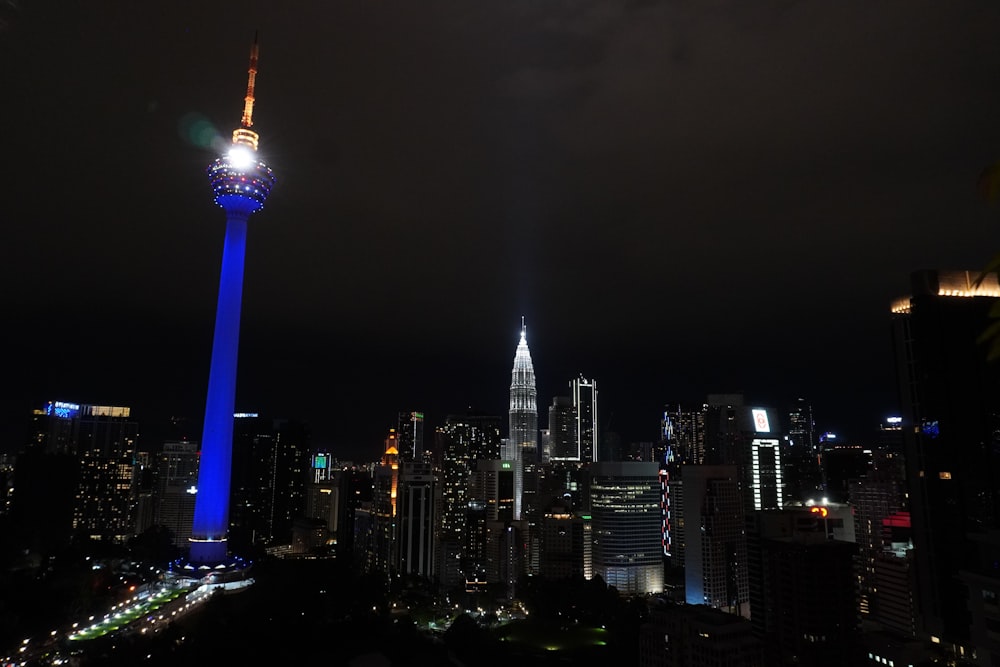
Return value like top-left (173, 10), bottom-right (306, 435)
top-left (189, 537), bottom-right (228, 564)
top-left (169, 552), bottom-right (254, 593)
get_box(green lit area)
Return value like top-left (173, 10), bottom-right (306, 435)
top-left (498, 621), bottom-right (609, 652)
top-left (69, 585), bottom-right (194, 641)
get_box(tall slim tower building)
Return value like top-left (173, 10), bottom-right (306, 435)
top-left (396, 411), bottom-right (426, 462)
top-left (548, 396), bottom-right (576, 461)
top-left (507, 321), bottom-right (537, 520)
top-left (571, 376), bottom-right (598, 462)
top-left (190, 37), bottom-right (277, 564)
top-left (437, 413), bottom-right (502, 586)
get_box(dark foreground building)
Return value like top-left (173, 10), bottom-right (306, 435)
top-left (891, 269), bottom-right (1000, 661)
top-left (639, 599), bottom-right (760, 667)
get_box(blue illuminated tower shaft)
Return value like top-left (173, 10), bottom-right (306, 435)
top-left (189, 35), bottom-right (275, 564)
top-left (190, 212), bottom-right (249, 563)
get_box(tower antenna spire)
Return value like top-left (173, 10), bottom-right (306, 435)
top-left (521, 315), bottom-right (526, 338)
top-left (232, 33), bottom-right (261, 151)
top-left (241, 32), bottom-right (259, 129)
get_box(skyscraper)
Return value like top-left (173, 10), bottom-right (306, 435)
top-left (16, 401), bottom-right (140, 546)
top-left (507, 321), bottom-right (537, 520)
top-left (396, 411), bottom-right (426, 462)
top-left (848, 464), bottom-right (906, 618)
top-left (891, 269), bottom-right (1000, 656)
top-left (571, 375), bottom-right (598, 462)
top-left (589, 461), bottom-right (664, 595)
top-left (154, 440), bottom-right (200, 547)
top-left (261, 419), bottom-right (309, 544)
top-left (437, 412), bottom-right (502, 586)
top-left (397, 460), bottom-right (435, 577)
top-left (786, 398), bottom-right (815, 451)
top-left (747, 508), bottom-right (860, 666)
top-left (661, 404), bottom-right (706, 465)
top-left (548, 396), bottom-right (576, 461)
top-left (683, 464), bottom-right (748, 616)
top-left (371, 431), bottom-right (400, 575)
top-left (69, 403), bottom-right (139, 543)
top-left (704, 397), bottom-right (784, 514)
top-left (190, 37), bottom-right (277, 564)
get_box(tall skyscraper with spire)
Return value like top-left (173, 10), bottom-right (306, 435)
top-left (189, 36), bottom-right (276, 565)
top-left (507, 319), bottom-right (537, 521)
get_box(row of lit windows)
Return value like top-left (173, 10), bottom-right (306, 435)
top-left (867, 654), bottom-right (913, 667)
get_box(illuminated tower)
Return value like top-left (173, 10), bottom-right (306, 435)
top-left (506, 320), bottom-right (537, 520)
top-left (190, 36), bottom-right (276, 564)
top-left (570, 375), bottom-right (597, 462)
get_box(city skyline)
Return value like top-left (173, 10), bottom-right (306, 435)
top-left (4, 3), bottom-right (1000, 458)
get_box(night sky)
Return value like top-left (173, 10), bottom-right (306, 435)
top-left (3, 1), bottom-right (1000, 459)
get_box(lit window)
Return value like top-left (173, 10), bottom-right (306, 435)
top-left (939, 472), bottom-right (952, 480)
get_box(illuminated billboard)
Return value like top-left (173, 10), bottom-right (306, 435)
top-left (751, 408), bottom-right (770, 433)
top-left (47, 401), bottom-right (80, 419)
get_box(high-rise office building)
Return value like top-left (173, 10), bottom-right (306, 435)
top-left (335, 466), bottom-right (371, 563)
top-left (873, 511), bottom-right (916, 638)
top-left (539, 460), bottom-right (587, 511)
top-left (310, 451), bottom-right (333, 483)
top-left (437, 413), bottom-right (502, 586)
top-left (228, 413), bottom-right (273, 547)
top-left (661, 404), bottom-right (706, 465)
top-left (538, 505), bottom-right (591, 580)
top-left (548, 396), bottom-right (576, 461)
top-left (507, 322), bottom-right (537, 520)
top-left (190, 36), bottom-right (276, 564)
top-left (704, 397), bottom-right (784, 514)
top-left (571, 376), bottom-right (598, 462)
top-left (787, 398), bottom-right (815, 451)
top-left (396, 411), bottom-right (425, 462)
top-left (849, 468), bottom-right (906, 618)
top-left (470, 459), bottom-right (516, 522)
top-left (17, 401), bottom-right (139, 546)
top-left (640, 600), bottom-right (761, 667)
top-left (891, 269), bottom-right (1000, 655)
top-left (782, 399), bottom-right (821, 503)
top-left (589, 462), bottom-right (664, 595)
top-left (262, 419), bottom-right (309, 544)
top-left (469, 460), bottom-right (524, 594)
top-left (961, 529), bottom-right (1000, 667)
top-left (397, 460), bottom-right (435, 577)
top-left (821, 445), bottom-right (872, 504)
top-left (226, 415), bottom-right (308, 548)
top-left (304, 453), bottom-right (338, 536)
top-left (659, 435), bottom-right (684, 566)
top-left (69, 403), bottom-right (139, 543)
top-left (370, 432), bottom-right (400, 575)
top-left (747, 508), bottom-right (860, 666)
top-left (683, 465), bottom-right (748, 616)
top-left (154, 440), bottom-right (200, 547)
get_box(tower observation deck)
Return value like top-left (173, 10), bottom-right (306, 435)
top-left (190, 36), bottom-right (276, 565)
